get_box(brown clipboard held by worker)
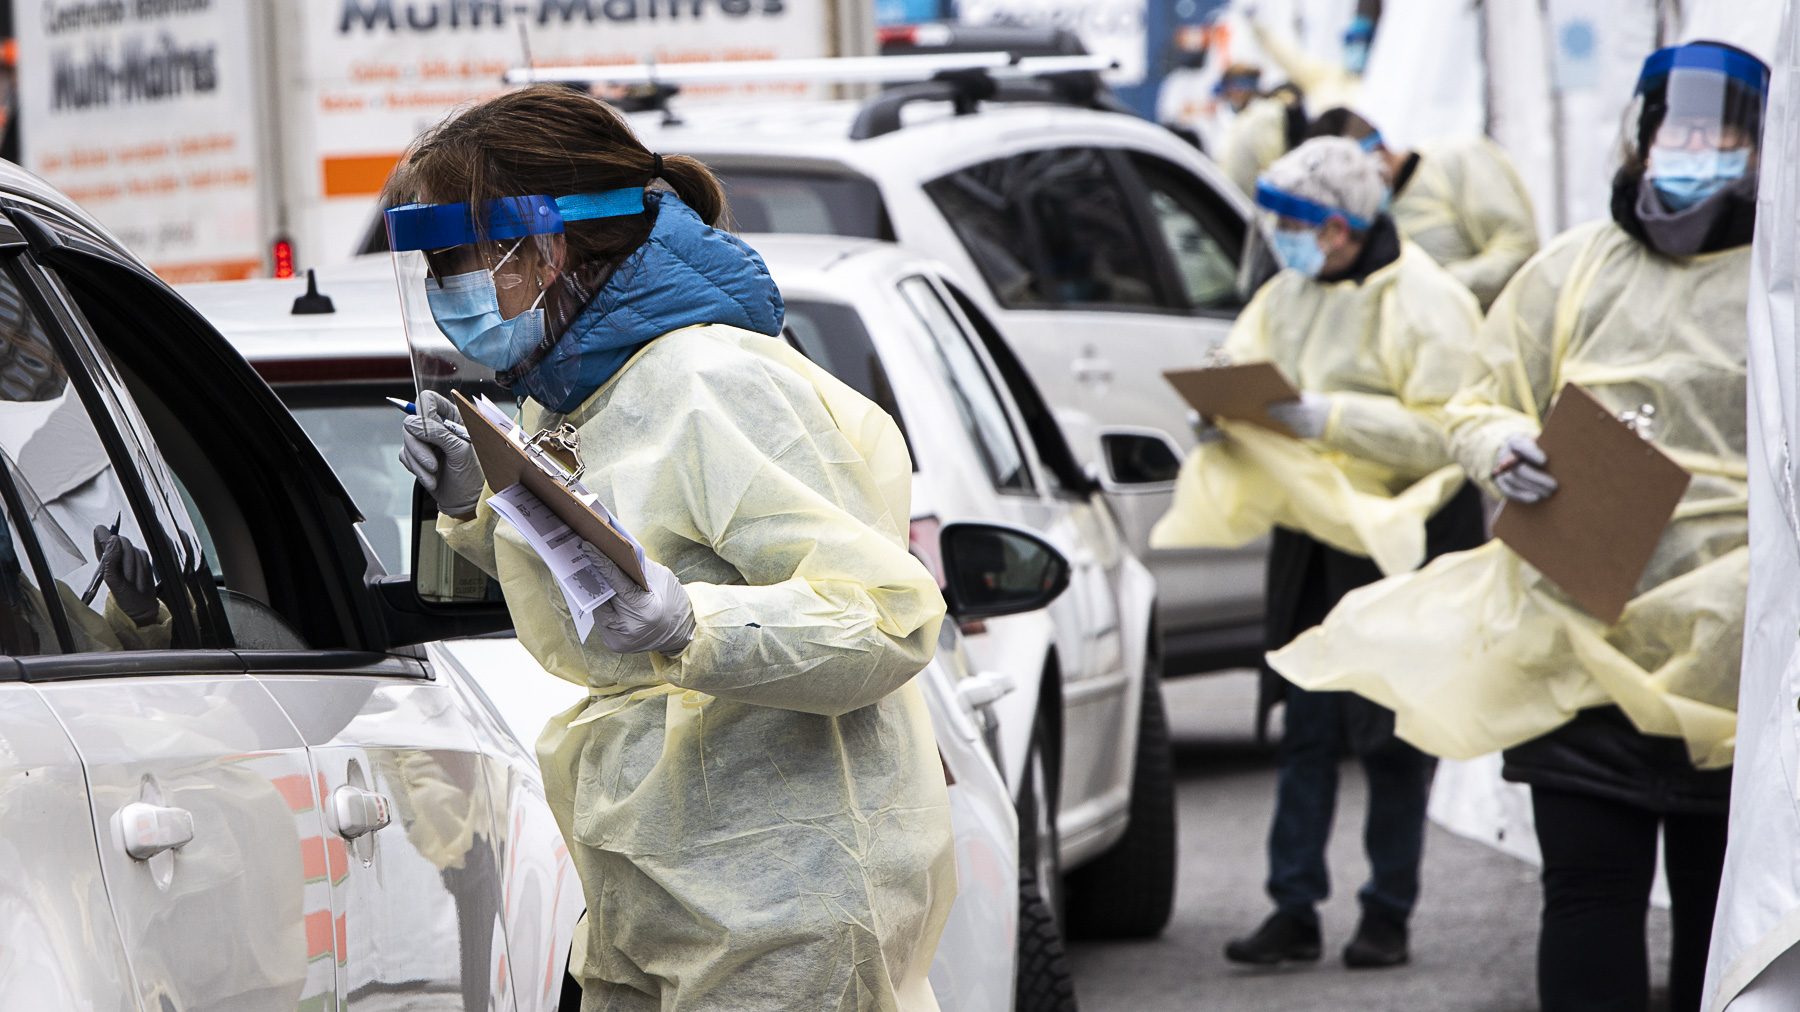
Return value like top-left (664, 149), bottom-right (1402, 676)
top-left (1163, 361), bottom-right (1304, 437)
top-left (451, 389), bottom-right (649, 590)
top-left (1492, 383), bottom-right (1690, 625)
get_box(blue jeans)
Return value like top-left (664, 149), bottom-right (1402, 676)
top-left (1266, 684), bottom-right (1436, 926)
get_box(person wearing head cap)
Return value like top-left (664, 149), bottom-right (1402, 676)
top-left (385, 86), bottom-right (954, 1010)
top-left (1172, 135), bottom-right (1486, 970)
top-left (1265, 41), bottom-right (1765, 1011)
top-left (1306, 108), bottom-right (1540, 310)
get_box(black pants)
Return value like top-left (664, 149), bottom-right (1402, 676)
top-left (1532, 787), bottom-right (1728, 1012)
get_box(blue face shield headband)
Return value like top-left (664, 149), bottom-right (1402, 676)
top-left (1255, 182), bottom-right (1371, 278)
top-left (385, 189), bottom-right (646, 371)
top-left (1635, 43), bottom-right (1770, 98)
top-left (1254, 181), bottom-right (1372, 232)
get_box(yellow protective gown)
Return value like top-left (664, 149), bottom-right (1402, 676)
top-left (440, 325), bottom-right (955, 1011)
top-left (1270, 221), bottom-right (1749, 769)
top-left (1390, 137), bottom-right (1540, 310)
top-left (1218, 95), bottom-right (1296, 199)
top-left (1151, 239), bottom-right (1480, 575)
top-left (1250, 19), bottom-right (1361, 112)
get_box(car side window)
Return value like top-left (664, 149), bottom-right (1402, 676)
top-left (0, 265), bottom-right (180, 653)
top-left (1129, 154), bottom-right (1246, 310)
top-left (897, 276), bottom-right (1034, 493)
top-left (925, 148), bottom-right (1165, 311)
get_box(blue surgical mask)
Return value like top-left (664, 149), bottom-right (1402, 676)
top-left (425, 239), bottom-right (549, 371)
top-left (1647, 146), bottom-right (1751, 211)
top-left (1271, 229), bottom-right (1327, 278)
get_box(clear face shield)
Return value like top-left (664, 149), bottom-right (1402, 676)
top-left (1628, 43), bottom-right (1770, 212)
top-left (385, 188), bottom-right (645, 602)
top-left (384, 189), bottom-right (647, 408)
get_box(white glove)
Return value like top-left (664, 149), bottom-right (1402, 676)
top-left (400, 390), bottom-right (485, 517)
top-left (1492, 433), bottom-right (1558, 504)
top-left (1265, 392), bottom-right (1331, 439)
top-left (1186, 409), bottom-right (1224, 445)
top-left (588, 551), bottom-right (696, 656)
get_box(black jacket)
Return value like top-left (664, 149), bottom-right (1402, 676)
top-left (1259, 482), bottom-right (1487, 753)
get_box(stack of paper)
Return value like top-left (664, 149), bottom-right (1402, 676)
top-left (487, 483), bottom-right (619, 640)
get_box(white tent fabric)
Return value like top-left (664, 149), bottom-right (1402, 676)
top-left (1356, 0), bottom-right (1484, 148)
top-left (1703, 3), bottom-right (1800, 1007)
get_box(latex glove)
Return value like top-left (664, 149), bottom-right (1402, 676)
top-left (1265, 392), bottom-right (1331, 439)
top-left (587, 550), bottom-right (696, 656)
top-left (1492, 433), bottom-right (1558, 504)
top-left (1186, 409), bottom-right (1224, 446)
top-left (400, 390), bottom-right (484, 517)
top-left (94, 526), bottom-right (159, 626)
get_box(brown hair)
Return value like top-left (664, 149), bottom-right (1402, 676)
top-left (383, 85), bottom-right (728, 271)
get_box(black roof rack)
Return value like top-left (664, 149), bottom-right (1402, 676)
top-left (850, 61), bottom-right (1131, 141)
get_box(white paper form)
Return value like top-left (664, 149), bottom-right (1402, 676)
top-left (487, 483), bottom-right (618, 641)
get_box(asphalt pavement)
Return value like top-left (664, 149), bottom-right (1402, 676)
top-left (1066, 671), bottom-right (1674, 1012)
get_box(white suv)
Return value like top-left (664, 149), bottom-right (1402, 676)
top-left (625, 84), bottom-right (1279, 676)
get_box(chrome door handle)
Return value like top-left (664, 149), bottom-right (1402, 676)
top-left (328, 785), bottom-right (392, 841)
top-left (116, 802), bottom-right (195, 860)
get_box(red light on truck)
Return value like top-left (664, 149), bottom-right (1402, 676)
top-left (273, 237), bottom-right (295, 279)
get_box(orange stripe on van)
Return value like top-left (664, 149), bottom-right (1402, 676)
top-left (300, 837), bottom-right (328, 882)
top-left (272, 774), bottom-right (314, 813)
top-left (152, 258), bottom-right (262, 284)
top-left (323, 154), bottom-right (404, 197)
top-left (304, 909), bottom-right (335, 960)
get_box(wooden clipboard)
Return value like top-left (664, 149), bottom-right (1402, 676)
top-left (452, 390), bottom-right (648, 590)
top-left (1492, 383), bottom-right (1690, 625)
top-left (1163, 362), bottom-right (1303, 437)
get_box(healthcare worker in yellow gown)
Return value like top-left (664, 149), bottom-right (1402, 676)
top-left (1167, 137), bottom-right (1486, 971)
top-left (1271, 41), bottom-right (1762, 1012)
top-left (387, 86), bottom-right (955, 1011)
top-left (1306, 107), bottom-right (1540, 310)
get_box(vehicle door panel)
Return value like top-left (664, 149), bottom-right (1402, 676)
top-left (33, 671), bottom-right (340, 1011)
top-left (252, 658), bottom-right (514, 1011)
top-left (0, 686), bottom-right (138, 1011)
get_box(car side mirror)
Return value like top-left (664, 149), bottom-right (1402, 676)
top-left (371, 484), bottom-right (514, 649)
top-left (938, 521), bottom-right (1071, 621)
top-left (1096, 427), bottom-right (1184, 490)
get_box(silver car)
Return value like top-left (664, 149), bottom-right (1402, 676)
top-left (0, 164), bottom-right (584, 1008)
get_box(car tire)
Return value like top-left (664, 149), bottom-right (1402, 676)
top-left (1063, 654), bottom-right (1177, 940)
top-left (1016, 867), bottom-right (1080, 1012)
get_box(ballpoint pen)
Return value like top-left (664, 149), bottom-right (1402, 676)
top-left (386, 396), bottom-right (418, 415)
top-left (80, 511), bottom-right (122, 605)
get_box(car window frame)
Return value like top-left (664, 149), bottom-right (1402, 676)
top-left (0, 247), bottom-right (204, 652)
top-left (895, 273), bottom-right (1042, 497)
top-left (7, 211), bottom-right (390, 658)
top-left (1112, 149), bottom-right (1255, 319)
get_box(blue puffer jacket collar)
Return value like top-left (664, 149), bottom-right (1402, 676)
top-left (515, 190), bottom-right (785, 412)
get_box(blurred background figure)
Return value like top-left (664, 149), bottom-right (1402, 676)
top-left (1193, 136), bottom-right (1484, 972)
top-left (1307, 107), bottom-right (1540, 310)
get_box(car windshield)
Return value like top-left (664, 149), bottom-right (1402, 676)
top-left (782, 299), bottom-right (915, 470)
top-left (716, 170), bottom-right (892, 239)
top-left (289, 401), bottom-right (412, 574)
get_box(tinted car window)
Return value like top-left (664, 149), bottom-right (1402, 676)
top-left (897, 276), bottom-right (1033, 493)
top-left (0, 269), bottom-right (172, 653)
top-left (781, 298), bottom-right (914, 467)
top-left (925, 147), bottom-right (1164, 310)
top-left (717, 170), bottom-right (893, 239)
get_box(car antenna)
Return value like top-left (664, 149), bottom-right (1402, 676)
top-left (291, 269), bottom-right (336, 315)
